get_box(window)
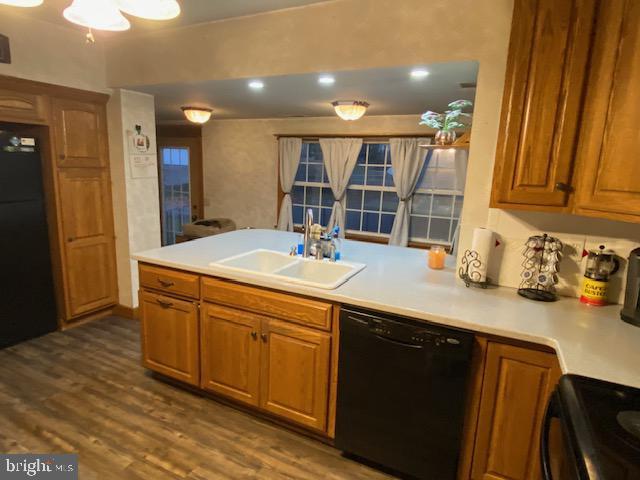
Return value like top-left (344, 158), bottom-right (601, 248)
top-left (160, 147), bottom-right (191, 246)
top-left (290, 140), bottom-right (467, 246)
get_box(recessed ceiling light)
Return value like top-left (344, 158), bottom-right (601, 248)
top-left (410, 68), bottom-right (430, 79)
top-left (318, 75), bottom-right (335, 85)
top-left (248, 80), bottom-right (264, 90)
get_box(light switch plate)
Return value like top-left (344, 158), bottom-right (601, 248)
top-left (0, 34), bottom-right (10, 64)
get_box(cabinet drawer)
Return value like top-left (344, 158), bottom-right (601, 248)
top-left (202, 277), bottom-right (333, 331)
top-left (0, 88), bottom-right (49, 124)
top-left (139, 264), bottom-right (200, 299)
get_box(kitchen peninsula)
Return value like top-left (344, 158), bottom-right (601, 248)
top-left (133, 228), bottom-right (640, 480)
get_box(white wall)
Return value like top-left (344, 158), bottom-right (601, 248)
top-left (107, 89), bottom-right (162, 308)
top-left (0, 8), bottom-right (108, 92)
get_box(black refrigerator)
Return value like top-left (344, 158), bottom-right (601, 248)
top-left (0, 128), bottom-right (57, 348)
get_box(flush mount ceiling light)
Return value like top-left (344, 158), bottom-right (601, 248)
top-left (0, 0), bottom-right (43, 6)
top-left (410, 68), bottom-right (430, 79)
top-left (182, 106), bottom-right (213, 124)
top-left (248, 80), bottom-right (264, 90)
top-left (331, 101), bottom-right (369, 121)
top-left (318, 75), bottom-right (335, 85)
top-left (64, 0), bottom-right (131, 31)
top-left (116, 0), bottom-right (180, 20)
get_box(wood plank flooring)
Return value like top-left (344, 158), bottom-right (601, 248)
top-left (0, 317), bottom-right (393, 479)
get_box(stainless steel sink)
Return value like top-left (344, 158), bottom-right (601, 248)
top-left (209, 249), bottom-right (365, 290)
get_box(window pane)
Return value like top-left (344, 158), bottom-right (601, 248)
top-left (320, 207), bottom-right (332, 227)
top-left (382, 192), bottom-right (398, 212)
top-left (362, 212), bottom-right (379, 232)
top-left (346, 210), bottom-right (361, 230)
top-left (293, 206), bottom-right (303, 224)
top-left (351, 165), bottom-right (365, 185)
top-left (409, 216), bottom-right (428, 239)
top-left (368, 144), bottom-right (386, 164)
top-left (363, 190), bottom-right (381, 210)
top-left (357, 147), bottom-right (366, 165)
top-left (306, 186), bottom-right (320, 206)
top-left (429, 218), bottom-right (452, 242)
top-left (454, 196), bottom-right (463, 217)
top-left (295, 163), bottom-right (305, 182)
top-left (347, 189), bottom-right (362, 209)
top-left (380, 214), bottom-right (395, 234)
top-left (307, 164), bottom-right (323, 182)
top-left (299, 143), bottom-right (309, 163)
top-left (366, 166), bottom-right (385, 186)
top-left (321, 188), bottom-right (334, 207)
top-left (291, 185), bottom-right (304, 204)
top-left (308, 143), bottom-right (322, 162)
top-left (432, 194), bottom-right (454, 217)
top-left (384, 166), bottom-right (395, 187)
top-left (412, 193), bottom-right (430, 215)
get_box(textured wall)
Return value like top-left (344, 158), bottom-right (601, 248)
top-left (0, 9), bottom-right (108, 92)
top-left (107, 90), bottom-right (162, 308)
top-left (202, 115), bottom-right (423, 229)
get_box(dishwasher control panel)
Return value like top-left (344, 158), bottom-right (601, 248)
top-left (365, 315), bottom-right (465, 348)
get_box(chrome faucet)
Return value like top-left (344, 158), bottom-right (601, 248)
top-left (303, 208), bottom-right (313, 258)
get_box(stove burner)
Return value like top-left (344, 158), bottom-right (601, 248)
top-left (617, 411), bottom-right (640, 441)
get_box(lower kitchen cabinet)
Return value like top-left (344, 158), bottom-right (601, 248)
top-left (200, 303), bottom-right (261, 406)
top-left (469, 342), bottom-right (561, 480)
top-left (139, 290), bottom-right (200, 386)
top-left (260, 318), bottom-right (331, 431)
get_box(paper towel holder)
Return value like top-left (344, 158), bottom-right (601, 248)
top-left (459, 249), bottom-right (491, 288)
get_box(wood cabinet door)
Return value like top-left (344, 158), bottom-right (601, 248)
top-left (491, 0), bottom-right (596, 208)
top-left (200, 303), bottom-right (261, 406)
top-left (140, 290), bottom-right (200, 386)
top-left (58, 168), bottom-right (117, 317)
top-left (260, 318), bottom-right (331, 431)
top-left (574, 0), bottom-right (640, 221)
top-left (0, 88), bottom-right (49, 124)
top-left (52, 98), bottom-right (106, 168)
top-left (470, 342), bottom-right (561, 480)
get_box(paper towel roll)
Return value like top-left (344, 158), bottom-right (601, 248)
top-left (470, 227), bottom-right (494, 282)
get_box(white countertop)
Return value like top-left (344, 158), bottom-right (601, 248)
top-left (133, 229), bottom-right (640, 389)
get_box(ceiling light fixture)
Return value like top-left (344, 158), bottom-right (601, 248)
top-left (331, 100), bottom-right (369, 121)
top-left (63, 0), bottom-right (131, 31)
top-left (115, 0), bottom-right (180, 20)
top-left (0, 0), bottom-right (43, 6)
top-left (182, 107), bottom-right (213, 124)
top-left (410, 68), bottom-right (430, 79)
top-left (248, 80), bottom-right (264, 90)
top-left (318, 75), bottom-right (335, 85)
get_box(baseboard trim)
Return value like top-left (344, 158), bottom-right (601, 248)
top-left (113, 304), bottom-right (139, 320)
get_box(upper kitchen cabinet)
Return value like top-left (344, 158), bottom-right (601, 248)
top-left (492, 0), bottom-right (640, 223)
top-left (491, 0), bottom-right (596, 209)
top-left (573, 0), bottom-right (640, 221)
top-left (52, 98), bottom-right (106, 168)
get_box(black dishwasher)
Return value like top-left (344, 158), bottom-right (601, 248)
top-left (335, 307), bottom-right (474, 479)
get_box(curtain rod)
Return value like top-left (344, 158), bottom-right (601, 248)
top-left (274, 133), bottom-right (434, 139)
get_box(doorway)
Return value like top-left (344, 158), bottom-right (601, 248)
top-left (157, 130), bottom-right (204, 246)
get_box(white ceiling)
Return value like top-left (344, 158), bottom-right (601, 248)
top-left (2, 0), bottom-right (331, 33)
top-left (131, 62), bottom-right (479, 122)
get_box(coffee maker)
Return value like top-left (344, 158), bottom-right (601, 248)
top-left (621, 247), bottom-right (640, 327)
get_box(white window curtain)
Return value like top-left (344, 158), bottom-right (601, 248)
top-left (320, 138), bottom-right (363, 237)
top-left (388, 137), bottom-right (430, 246)
top-left (276, 137), bottom-right (303, 231)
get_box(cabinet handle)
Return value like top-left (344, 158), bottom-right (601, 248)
top-left (250, 331), bottom-right (258, 340)
top-left (261, 333), bottom-right (268, 343)
top-left (554, 182), bottom-right (573, 193)
top-left (156, 298), bottom-right (173, 308)
top-left (157, 278), bottom-right (174, 287)
top-left (59, 154), bottom-right (66, 160)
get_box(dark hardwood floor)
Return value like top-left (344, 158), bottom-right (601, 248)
top-left (0, 316), bottom-right (393, 479)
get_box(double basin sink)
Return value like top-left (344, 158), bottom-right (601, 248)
top-left (208, 249), bottom-right (366, 290)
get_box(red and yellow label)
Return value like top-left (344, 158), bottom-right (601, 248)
top-left (580, 277), bottom-right (608, 306)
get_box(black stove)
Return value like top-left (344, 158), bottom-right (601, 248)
top-left (542, 375), bottom-right (640, 479)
